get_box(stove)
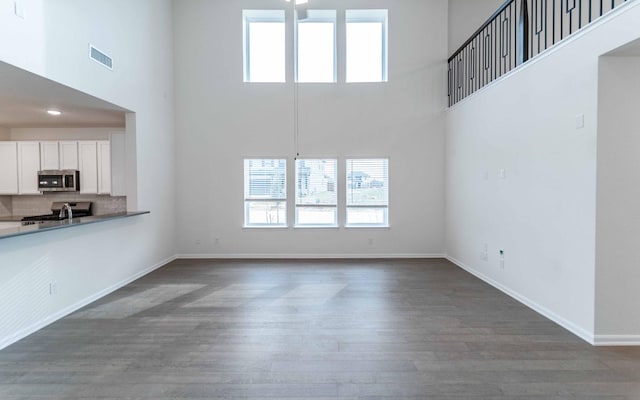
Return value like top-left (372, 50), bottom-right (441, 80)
top-left (21, 202), bottom-right (92, 225)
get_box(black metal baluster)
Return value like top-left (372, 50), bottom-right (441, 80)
top-left (568, 1), bottom-right (573, 35)
top-left (544, 0), bottom-right (548, 51)
top-left (553, 0), bottom-right (556, 44)
top-left (579, 0), bottom-right (582, 29)
top-left (518, 0), bottom-right (530, 65)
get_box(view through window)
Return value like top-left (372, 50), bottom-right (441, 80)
top-left (295, 159), bottom-right (338, 226)
top-left (244, 159), bottom-right (287, 226)
top-left (346, 158), bottom-right (389, 226)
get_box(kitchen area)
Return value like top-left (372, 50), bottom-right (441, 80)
top-left (0, 61), bottom-right (146, 239)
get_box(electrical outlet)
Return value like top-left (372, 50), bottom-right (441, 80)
top-left (49, 282), bottom-right (57, 295)
top-left (368, 238), bottom-right (374, 245)
top-left (481, 244), bottom-right (488, 261)
top-left (214, 238), bottom-right (220, 245)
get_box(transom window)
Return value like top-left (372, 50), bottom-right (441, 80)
top-left (243, 10), bottom-right (286, 83)
top-left (242, 9), bottom-right (388, 83)
top-left (296, 10), bottom-right (337, 83)
top-left (346, 10), bottom-right (389, 83)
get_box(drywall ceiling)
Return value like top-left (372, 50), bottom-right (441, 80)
top-left (0, 61), bottom-right (127, 128)
top-left (605, 37), bottom-right (640, 57)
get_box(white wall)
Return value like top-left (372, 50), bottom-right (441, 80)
top-left (448, 0), bottom-right (504, 54)
top-left (0, 0), bottom-right (175, 349)
top-left (173, 0), bottom-right (448, 258)
top-left (446, 2), bottom-right (640, 342)
top-left (595, 55), bottom-right (640, 340)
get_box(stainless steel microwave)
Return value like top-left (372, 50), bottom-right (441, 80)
top-left (38, 170), bottom-right (80, 192)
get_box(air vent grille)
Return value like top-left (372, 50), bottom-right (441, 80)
top-left (89, 45), bottom-right (113, 70)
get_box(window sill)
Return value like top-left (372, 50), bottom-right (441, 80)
top-left (294, 225), bottom-right (339, 229)
top-left (243, 225), bottom-right (289, 229)
top-left (344, 224), bottom-right (390, 229)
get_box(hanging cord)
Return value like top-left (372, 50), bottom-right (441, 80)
top-left (293, 2), bottom-right (300, 160)
top-left (293, 61), bottom-right (300, 158)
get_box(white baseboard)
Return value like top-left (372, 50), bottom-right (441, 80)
top-left (593, 335), bottom-right (640, 346)
top-left (175, 253), bottom-right (446, 260)
top-left (446, 256), bottom-right (596, 345)
top-left (0, 255), bottom-right (177, 351)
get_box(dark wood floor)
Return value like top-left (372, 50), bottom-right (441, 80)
top-left (1, 258), bottom-right (640, 399)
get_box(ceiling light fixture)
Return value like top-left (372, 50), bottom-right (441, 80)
top-left (46, 109), bottom-right (62, 116)
top-left (285, 0), bottom-right (309, 4)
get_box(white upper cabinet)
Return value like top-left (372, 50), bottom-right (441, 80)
top-left (97, 140), bottom-right (111, 195)
top-left (1, 139), bottom-right (115, 196)
top-left (78, 141), bottom-right (98, 194)
top-left (40, 141), bottom-right (60, 170)
top-left (0, 142), bottom-right (18, 194)
top-left (59, 141), bottom-right (79, 170)
top-left (109, 132), bottom-right (126, 196)
top-left (17, 142), bottom-right (41, 195)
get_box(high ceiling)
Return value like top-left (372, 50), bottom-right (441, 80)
top-left (0, 61), bottom-right (127, 129)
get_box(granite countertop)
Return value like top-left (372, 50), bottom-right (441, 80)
top-left (0, 216), bottom-right (28, 222)
top-left (0, 212), bottom-right (150, 240)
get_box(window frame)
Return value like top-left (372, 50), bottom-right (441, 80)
top-left (294, 158), bottom-right (338, 228)
top-left (345, 158), bottom-right (390, 228)
top-left (242, 10), bottom-right (286, 83)
top-left (345, 9), bottom-right (389, 83)
top-left (295, 9), bottom-right (337, 83)
top-left (243, 158), bottom-right (288, 228)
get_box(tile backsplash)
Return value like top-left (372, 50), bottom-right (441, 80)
top-left (0, 197), bottom-right (11, 217)
top-left (8, 194), bottom-right (126, 217)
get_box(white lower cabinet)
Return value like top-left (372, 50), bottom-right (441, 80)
top-left (17, 142), bottom-right (41, 195)
top-left (0, 142), bottom-right (18, 194)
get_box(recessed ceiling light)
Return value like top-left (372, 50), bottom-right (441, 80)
top-left (47, 109), bottom-right (62, 116)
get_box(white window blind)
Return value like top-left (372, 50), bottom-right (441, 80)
top-left (346, 9), bottom-right (388, 83)
top-left (243, 10), bottom-right (286, 83)
top-left (244, 159), bottom-right (287, 226)
top-left (346, 158), bottom-right (389, 226)
top-left (296, 10), bottom-right (336, 83)
top-left (295, 159), bottom-right (337, 226)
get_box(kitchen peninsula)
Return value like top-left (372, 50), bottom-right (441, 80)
top-left (0, 211), bottom-right (149, 240)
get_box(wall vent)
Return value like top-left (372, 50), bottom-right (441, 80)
top-left (89, 44), bottom-right (113, 70)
